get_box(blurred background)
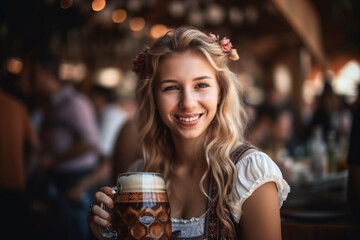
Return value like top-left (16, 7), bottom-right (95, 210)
top-left (1, 0), bottom-right (360, 239)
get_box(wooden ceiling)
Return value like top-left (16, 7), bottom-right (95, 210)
top-left (1, 0), bottom-right (359, 69)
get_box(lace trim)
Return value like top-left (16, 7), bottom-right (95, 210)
top-left (172, 212), bottom-right (206, 224)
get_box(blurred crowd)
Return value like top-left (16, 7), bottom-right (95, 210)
top-left (1, 50), bottom-right (359, 239)
top-left (0, 51), bottom-right (141, 240)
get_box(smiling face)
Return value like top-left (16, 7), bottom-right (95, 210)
top-left (154, 50), bottom-right (220, 142)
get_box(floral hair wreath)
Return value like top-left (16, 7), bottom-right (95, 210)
top-left (208, 32), bottom-right (239, 61)
top-left (132, 32), bottom-right (239, 74)
top-left (132, 49), bottom-right (147, 74)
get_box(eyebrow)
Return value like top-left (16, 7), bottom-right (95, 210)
top-left (159, 75), bottom-right (213, 84)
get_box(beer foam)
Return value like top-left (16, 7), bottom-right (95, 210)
top-left (117, 172), bottom-right (166, 192)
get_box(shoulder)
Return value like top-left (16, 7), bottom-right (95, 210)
top-left (0, 90), bottom-right (26, 111)
top-left (230, 150), bottom-right (290, 222)
top-left (235, 151), bottom-right (283, 177)
top-left (65, 88), bottom-right (95, 114)
top-left (234, 151), bottom-right (288, 194)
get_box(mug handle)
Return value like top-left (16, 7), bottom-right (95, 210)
top-left (99, 186), bottom-right (118, 239)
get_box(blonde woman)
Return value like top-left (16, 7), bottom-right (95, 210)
top-left (88, 26), bottom-right (290, 240)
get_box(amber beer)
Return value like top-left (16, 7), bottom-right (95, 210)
top-left (101, 172), bottom-right (172, 240)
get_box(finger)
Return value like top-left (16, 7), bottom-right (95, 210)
top-left (99, 186), bottom-right (117, 196)
top-left (92, 204), bottom-right (111, 221)
top-left (94, 191), bottom-right (114, 208)
top-left (94, 214), bottom-right (112, 228)
top-left (87, 213), bottom-right (109, 240)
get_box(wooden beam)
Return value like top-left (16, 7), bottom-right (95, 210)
top-left (271, 0), bottom-right (326, 67)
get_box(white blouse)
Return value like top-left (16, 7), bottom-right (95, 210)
top-left (171, 151), bottom-right (290, 238)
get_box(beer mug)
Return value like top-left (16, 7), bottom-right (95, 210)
top-left (100, 172), bottom-right (172, 240)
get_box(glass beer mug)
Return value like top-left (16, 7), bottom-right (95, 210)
top-left (100, 172), bottom-right (172, 240)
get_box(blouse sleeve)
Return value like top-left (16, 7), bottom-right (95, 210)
top-left (230, 151), bottom-right (290, 223)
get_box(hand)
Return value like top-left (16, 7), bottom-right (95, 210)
top-left (87, 186), bottom-right (116, 239)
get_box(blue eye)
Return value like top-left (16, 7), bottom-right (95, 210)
top-left (196, 83), bottom-right (209, 88)
top-left (164, 85), bottom-right (178, 91)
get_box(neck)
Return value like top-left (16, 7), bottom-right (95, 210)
top-left (172, 136), bottom-right (207, 173)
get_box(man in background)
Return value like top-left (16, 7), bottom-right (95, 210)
top-left (31, 52), bottom-right (100, 240)
top-left (0, 87), bottom-right (40, 239)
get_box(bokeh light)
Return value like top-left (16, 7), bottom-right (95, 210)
top-left (92, 0), bottom-right (106, 12)
top-left (6, 58), bottom-right (23, 74)
top-left (129, 17), bottom-right (145, 31)
top-left (59, 0), bottom-right (73, 9)
top-left (149, 24), bottom-right (169, 39)
top-left (59, 62), bottom-right (87, 82)
top-left (112, 9), bottom-right (127, 23)
top-left (96, 67), bottom-right (122, 88)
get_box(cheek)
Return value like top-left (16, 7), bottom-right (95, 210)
top-left (203, 90), bottom-right (221, 109)
top-left (155, 94), bottom-right (175, 117)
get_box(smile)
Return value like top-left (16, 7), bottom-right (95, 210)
top-left (176, 114), bottom-right (202, 123)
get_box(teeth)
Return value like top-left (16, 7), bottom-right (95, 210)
top-left (179, 115), bottom-right (200, 122)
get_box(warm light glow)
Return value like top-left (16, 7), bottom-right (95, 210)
top-left (168, 0), bottom-right (186, 18)
top-left (92, 0), bottom-right (106, 12)
top-left (96, 67), bottom-right (122, 87)
top-left (302, 79), bottom-right (316, 105)
top-left (274, 64), bottom-right (291, 96)
top-left (334, 60), bottom-right (360, 96)
top-left (6, 58), bottom-right (23, 74)
top-left (59, 62), bottom-right (87, 82)
top-left (205, 3), bottom-right (225, 26)
top-left (59, 0), bottom-right (73, 9)
top-left (149, 24), bottom-right (169, 39)
top-left (229, 7), bottom-right (244, 26)
top-left (127, 0), bottom-right (142, 12)
top-left (188, 9), bottom-right (204, 27)
top-left (302, 72), bottom-right (327, 105)
top-left (129, 17), bottom-right (145, 31)
top-left (112, 9), bottom-right (127, 23)
top-left (245, 86), bottom-right (264, 105)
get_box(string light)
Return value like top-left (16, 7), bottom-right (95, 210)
top-left (149, 24), bottom-right (169, 39)
top-left (112, 9), bottom-right (127, 23)
top-left (59, 0), bottom-right (73, 9)
top-left (129, 17), bottom-right (145, 31)
top-left (92, 0), bottom-right (106, 12)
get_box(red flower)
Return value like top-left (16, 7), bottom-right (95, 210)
top-left (132, 51), bottom-right (146, 73)
top-left (220, 37), bottom-right (233, 53)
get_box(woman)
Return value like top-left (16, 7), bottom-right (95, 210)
top-left (88, 26), bottom-right (290, 240)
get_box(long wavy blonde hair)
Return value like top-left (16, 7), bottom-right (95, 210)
top-left (135, 26), bottom-right (248, 237)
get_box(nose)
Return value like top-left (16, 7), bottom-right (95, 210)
top-left (179, 89), bottom-right (196, 110)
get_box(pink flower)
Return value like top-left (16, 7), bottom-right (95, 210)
top-left (229, 49), bottom-right (239, 61)
top-left (220, 37), bottom-right (233, 52)
top-left (208, 32), bottom-right (218, 42)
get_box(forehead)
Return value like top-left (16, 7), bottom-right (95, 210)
top-left (157, 50), bottom-right (215, 79)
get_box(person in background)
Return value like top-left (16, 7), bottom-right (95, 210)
top-left (88, 26), bottom-right (290, 240)
top-left (111, 118), bottom-right (142, 183)
top-left (30, 51), bottom-right (100, 240)
top-left (89, 84), bottom-right (143, 185)
top-left (89, 84), bottom-right (129, 159)
top-left (347, 100), bottom-right (360, 224)
top-left (246, 103), bottom-right (294, 181)
top-left (0, 87), bottom-right (40, 240)
top-left (247, 103), bottom-right (294, 156)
